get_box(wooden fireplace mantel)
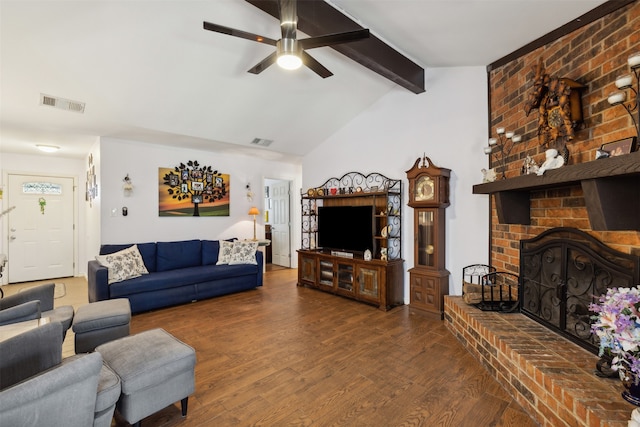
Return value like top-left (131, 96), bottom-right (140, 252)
top-left (472, 150), bottom-right (640, 230)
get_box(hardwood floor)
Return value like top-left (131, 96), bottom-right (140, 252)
top-left (3, 268), bottom-right (537, 426)
top-left (129, 269), bottom-right (537, 427)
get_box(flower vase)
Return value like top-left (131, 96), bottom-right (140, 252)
top-left (595, 354), bottom-right (617, 378)
top-left (622, 375), bottom-right (640, 406)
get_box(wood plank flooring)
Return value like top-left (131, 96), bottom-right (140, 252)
top-left (3, 268), bottom-right (537, 426)
top-left (128, 269), bottom-right (537, 427)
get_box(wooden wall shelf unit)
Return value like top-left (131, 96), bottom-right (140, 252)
top-left (298, 172), bottom-right (404, 311)
top-left (472, 150), bottom-right (640, 230)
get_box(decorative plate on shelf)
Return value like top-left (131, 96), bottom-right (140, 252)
top-left (381, 225), bottom-right (391, 238)
top-left (317, 188), bottom-right (325, 196)
top-left (307, 188), bottom-right (315, 196)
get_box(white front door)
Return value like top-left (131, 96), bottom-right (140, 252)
top-left (271, 180), bottom-right (291, 267)
top-left (7, 174), bottom-right (75, 283)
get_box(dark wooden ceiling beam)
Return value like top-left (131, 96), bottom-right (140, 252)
top-left (245, 0), bottom-right (425, 94)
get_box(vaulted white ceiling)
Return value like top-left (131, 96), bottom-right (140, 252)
top-left (0, 0), bottom-right (606, 161)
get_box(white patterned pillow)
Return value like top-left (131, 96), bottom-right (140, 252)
top-left (95, 245), bottom-right (149, 284)
top-left (229, 241), bottom-right (259, 265)
top-left (216, 240), bottom-right (235, 265)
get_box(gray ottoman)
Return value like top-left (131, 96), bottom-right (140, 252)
top-left (73, 299), bottom-right (131, 353)
top-left (96, 328), bottom-right (196, 427)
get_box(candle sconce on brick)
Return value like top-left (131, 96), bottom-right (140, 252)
top-left (608, 52), bottom-right (640, 139)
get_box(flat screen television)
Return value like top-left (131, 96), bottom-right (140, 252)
top-left (317, 205), bottom-right (374, 253)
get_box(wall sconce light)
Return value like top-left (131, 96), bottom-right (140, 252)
top-left (246, 184), bottom-right (254, 202)
top-left (607, 52), bottom-right (640, 138)
top-left (248, 206), bottom-right (260, 241)
top-left (483, 127), bottom-right (522, 179)
top-left (123, 174), bottom-right (133, 197)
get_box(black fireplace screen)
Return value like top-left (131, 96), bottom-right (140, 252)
top-left (520, 227), bottom-right (640, 354)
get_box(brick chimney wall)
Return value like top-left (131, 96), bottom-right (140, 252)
top-left (488, 1), bottom-right (640, 273)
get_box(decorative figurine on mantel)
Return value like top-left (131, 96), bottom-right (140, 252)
top-left (521, 156), bottom-right (539, 175)
top-left (536, 148), bottom-right (565, 175)
top-left (481, 168), bottom-right (497, 183)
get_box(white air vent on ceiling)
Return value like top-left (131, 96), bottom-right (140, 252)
top-left (250, 138), bottom-right (273, 147)
top-left (40, 94), bottom-right (85, 114)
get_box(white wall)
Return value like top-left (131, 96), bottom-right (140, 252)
top-left (302, 66), bottom-right (491, 300)
top-left (0, 151), bottom-right (90, 282)
top-left (96, 138), bottom-right (302, 259)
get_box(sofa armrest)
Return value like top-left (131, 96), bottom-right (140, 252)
top-left (256, 250), bottom-right (264, 287)
top-left (0, 322), bottom-right (63, 390)
top-left (0, 301), bottom-right (41, 326)
top-left (88, 260), bottom-right (110, 303)
top-left (0, 283), bottom-right (54, 312)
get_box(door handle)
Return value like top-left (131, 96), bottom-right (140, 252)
top-left (10, 236), bottom-right (16, 241)
top-left (10, 228), bottom-right (16, 232)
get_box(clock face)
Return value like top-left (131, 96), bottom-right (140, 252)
top-left (547, 106), bottom-right (563, 128)
top-left (415, 176), bottom-right (434, 201)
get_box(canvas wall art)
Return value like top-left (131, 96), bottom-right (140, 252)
top-left (158, 161), bottom-right (230, 216)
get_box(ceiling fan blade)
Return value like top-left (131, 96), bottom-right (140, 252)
top-left (203, 21), bottom-right (277, 46)
top-left (299, 29), bottom-right (370, 50)
top-left (301, 51), bottom-right (333, 78)
top-left (248, 52), bottom-right (278, 74)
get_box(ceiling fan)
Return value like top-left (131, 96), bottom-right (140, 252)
top-left (203, 0), bottom-right (370, 78)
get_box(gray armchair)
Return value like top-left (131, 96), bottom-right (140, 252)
top-left (0, 283), bottom-right (74, 338)
top-left (0, 321), bottom-right (120, 427)
top-left (0, 300), bottom-right (40, 326)
top-left (0, 322), bottom-right (62, 389)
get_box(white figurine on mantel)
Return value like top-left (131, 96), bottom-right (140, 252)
top-left (536, 148), bottom-right (565, 176)
top-left (628, 407), bottom-right (640, 427)
top-left (522, 155), bottom-right (539, 175)
top-left (481, 168), bottom-right (497, 183)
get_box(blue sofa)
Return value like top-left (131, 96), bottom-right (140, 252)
top-left (88, 239), bottom-right (263, 314)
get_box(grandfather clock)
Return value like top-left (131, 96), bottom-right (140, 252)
top-left (406, 155), bottom-right (450, 318)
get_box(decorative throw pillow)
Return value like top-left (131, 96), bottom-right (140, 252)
top-left (216, 240), bottom-right (235, 265)
top-left (95, 244), bottom-right (149, 284)
top-left (229, 241), bottom-right (259, 265)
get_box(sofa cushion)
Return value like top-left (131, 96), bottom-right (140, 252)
top-left (96, 245), bottom-right (149, 284)
top-left (201, 240), bottom-right (220, 265)
top-left (216, 240), bottom-right (235, 265)
top-left (107, 264), bottom-right (259, 298)
top-left (156, 240), bottom-right (202, 272)
top-left (229, 241), bottom-right (258, 265)
top-left (100, 243), bottom-right (157, 273)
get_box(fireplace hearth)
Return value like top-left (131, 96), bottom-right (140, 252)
top-left (519, 227), bottom-right (640, 354)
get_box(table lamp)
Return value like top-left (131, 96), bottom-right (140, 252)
top-left (248, 207), bottom-right (260, 240)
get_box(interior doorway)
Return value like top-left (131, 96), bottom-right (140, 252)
top-left (6, 173), bottom-right (76, 283)
top-left (264, 179), bottom-right (291, 268)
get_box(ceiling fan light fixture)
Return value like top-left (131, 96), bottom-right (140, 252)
top-left (276, 38), bottom-right (302, 70)
top-left (277, 53), bottom-right (302, 70)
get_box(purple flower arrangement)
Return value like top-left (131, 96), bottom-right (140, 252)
top-left (590, 286), bottom-right (640, 384)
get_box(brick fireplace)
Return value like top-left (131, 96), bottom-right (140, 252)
top-left (446, 226), bottom-right (640, 426)
top-left (451, 3), bottom-right (640, 426)
top-left (444, 297), bottom-right (632, 427)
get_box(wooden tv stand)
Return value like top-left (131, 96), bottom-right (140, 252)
top-left (298, 172), bottom-right (405, 310)
top-left (297, 250), bottom-right (404, 311)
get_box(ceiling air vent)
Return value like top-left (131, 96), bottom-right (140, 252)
top-left (40, 94), bottom-right (86, 114)
top-left (250, 138), bottom-right (273, 147)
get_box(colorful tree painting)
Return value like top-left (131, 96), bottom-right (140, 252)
top-left (159, 160), bottom-right (229, 216)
